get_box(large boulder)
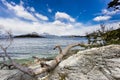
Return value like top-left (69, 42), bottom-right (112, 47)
top-left (48, 45), bottom-right (120, 80)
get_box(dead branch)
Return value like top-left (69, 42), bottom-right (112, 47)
top-left (53, 45), bottom-right (62, 54)
top-left (0, 30), bottom-right (14, 70)
top-left (2, 43), bottom-right (85, 76)
top-left (31, 43), bottom-right (83, 75)
top-left (0, 30), bottom-right (36, 75)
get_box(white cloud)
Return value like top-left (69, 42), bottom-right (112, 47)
top-left (94, 9), bottom-right (120, 22)
top-left (0, 18), bottom-right (39, 35)
top-left (93, 16), bottom-right (111, 21)
top-left (55, 12), bottom-right (75, 22)
top-left (48, 8), bottom-right (52, 13)
top-left (29, 7), bottom-right (35, 12)
top-left (0, 16), bottom-right (119, 36)
top-left (52, 20), bottom-right (66, 26)
top-left (102, 9), bottom-right (120, 15)
top-left (1, 0), bottom-right (48, 21)
top-left (2, 0), bottom-right (38, 21)
top-left (35, 13), bottom-right (48, 21)
top-left (10, 1), bottom-right (15, 5)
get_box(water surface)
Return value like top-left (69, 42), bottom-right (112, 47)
top-left (0, 37), bottom-right (87, 59)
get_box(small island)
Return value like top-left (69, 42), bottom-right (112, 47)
top-left (14, 32), bottom-right (45, 38)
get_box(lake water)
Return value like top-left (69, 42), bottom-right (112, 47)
top-left (0, 37), bottom-right (87, 59)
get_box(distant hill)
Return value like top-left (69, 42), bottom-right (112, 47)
top-left (14, 32), bottom-right (45, 38)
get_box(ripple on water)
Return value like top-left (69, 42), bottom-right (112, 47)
top-left (0, 37), bottom-right (87, 59)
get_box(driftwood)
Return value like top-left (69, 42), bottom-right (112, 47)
top-left (2, 43), bottom-right (85, 76)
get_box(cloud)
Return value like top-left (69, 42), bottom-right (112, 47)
top-left (48, 8), bottom-right (52, 13)
top-left (55, 12), bottom-right (75, 22)
top-left (10, 1), bottom-right (15, 5)
top-left (1, 0), bottom-right (38, 21)
top-left (52, 20), bottom-right (66, 26)
top-left (1, 0), bottom-right (48, 21)
top-left (0, 0), bottom-right (120, 36)
top-left (93, 16), bottom-right (111, 21)
top-left (102, 9), bottom-right (120, 15)
top-left (93, 9), bottom-right (120, 22)
top-left (28, 7), bottom-right (35, 12)
top-left (0, 16), bottom-right (119, 36)
top-left (35, 13), bottom-right (48, 21)
top-left (0, 18), bottom-right (39, 35)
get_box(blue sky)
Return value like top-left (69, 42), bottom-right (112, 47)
top-left (0, 0), bottom-right (120, 35)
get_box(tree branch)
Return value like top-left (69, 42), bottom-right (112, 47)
top-left (53, 45), bottom-right (63, 54)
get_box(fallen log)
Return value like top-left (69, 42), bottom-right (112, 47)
top-left (2, 43), bottom-right (85, 76)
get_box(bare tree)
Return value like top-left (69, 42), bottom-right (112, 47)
top-left (0, 29), bottom-right (14, 69)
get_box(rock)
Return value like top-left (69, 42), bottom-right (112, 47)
top-left (0, 70), bottom-right (36, 80)
top-left (0, 45), bottom-right (120, 80)
top-left (48, 45), bottom-right (120, 80)
top-left (0, 70), bottom-right (18, 80)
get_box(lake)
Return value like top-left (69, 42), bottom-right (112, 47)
top-left (0, 37), bottom-right (87, 59)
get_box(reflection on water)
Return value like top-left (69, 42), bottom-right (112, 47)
top-left (0, 37), bottom-right (87, 59)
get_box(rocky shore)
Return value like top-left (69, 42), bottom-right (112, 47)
top-left (0, 45), bottom-right (120, 80)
